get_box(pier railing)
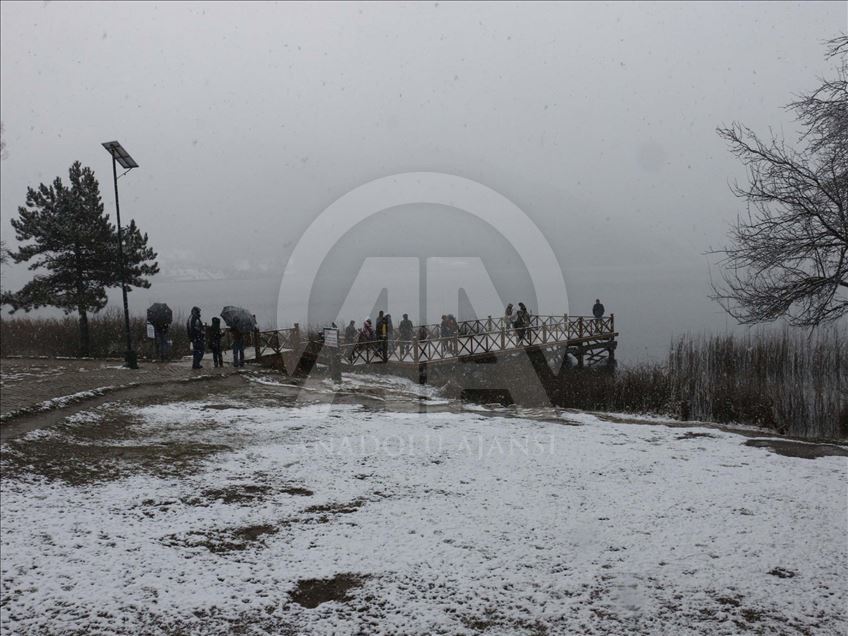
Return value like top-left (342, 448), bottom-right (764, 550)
top-left (255, 314), bottom-right (615, 366)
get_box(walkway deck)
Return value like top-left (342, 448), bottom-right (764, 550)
top-left (255, 314), bottom-right (617, 370)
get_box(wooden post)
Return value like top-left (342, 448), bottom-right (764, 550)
top-left (413, 337), bottom-right (419, 365)
top-left (254, 328), bottom-right (261, 363)
top-left (578, 316), bottom-right (584, 338)
top-left (610, 313), bottom-right (615, 334)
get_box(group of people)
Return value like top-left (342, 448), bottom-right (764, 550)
top-left (503, 302), bottom-right (533, 343)
top-left (343, 311), bottom-right (416, 361)
top-left (186, 306), bottom-right (247, 370)
top-left (161, 299), bottom-right (608, 368)
top-left (341, 301), bottom-right (542, 362)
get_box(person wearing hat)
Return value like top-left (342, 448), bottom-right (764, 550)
top-left (398, 313), bottom-right (414, 358)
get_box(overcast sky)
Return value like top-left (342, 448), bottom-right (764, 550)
top-left (1, 1), bottom-right (845, 361)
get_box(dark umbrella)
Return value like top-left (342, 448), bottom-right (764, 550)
top-left (146, 303), bottom-right (173, 326)
top-left (220, 306), bottom-right (257, 333)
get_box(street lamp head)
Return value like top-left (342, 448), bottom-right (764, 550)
top-left (102, 141), bottom-right (139, 170)
top-left (102, 139), bottom-right (139, 369)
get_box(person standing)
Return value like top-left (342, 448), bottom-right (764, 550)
top-left (187, 306), bottom-right (205, 369)
top-left (516, 302), bottom-right (531, 344)
top-left (359, 318), bottom-right (375, 359)
top-left (592, 298), bottom-right (606, 334)
top-left (439, 315), bottom-right (451, 356)
top-left (447, 314), bottom-right (459, 355)
top-left (593, 299), bottom-right (605, 319)
top-left (385, 313), bottom-right (394, 360)
top-left (375, 310), bottom-right (388, 362)
top-left (344, 320), bottom-right (357, 344)
top-left (398, 313), bottom-right (414, 358)
top-left (360, 318), bottom-right (375, 342)
top-left (208, 317), bottom-right (224, 368)
top-left (231, 326), bottom-right (245, 368)
top-left (153, 322), bottom-right (170, 362)
top-left (344, 320), bottom-right (357, 362)
top-left (503, 303), bottom-right (514, 341)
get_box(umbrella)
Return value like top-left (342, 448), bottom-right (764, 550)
top-left (220, 306), bottom-right (257, 333)
top-left (146, 303), bottom-right (173, 326)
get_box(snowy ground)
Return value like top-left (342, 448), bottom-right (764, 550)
top-left (1, 373), bottom-right (846, 635)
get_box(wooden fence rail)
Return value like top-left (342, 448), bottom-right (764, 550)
top-left (254, 314), bottom-right (616, 367)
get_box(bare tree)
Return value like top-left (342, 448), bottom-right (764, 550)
top-left (712, 36), bottom-right (847, 327)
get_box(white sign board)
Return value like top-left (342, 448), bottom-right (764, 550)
top-left (146, 322), bottom-right (155, 339)
top-left (323, 328), bottom-right (339, 348)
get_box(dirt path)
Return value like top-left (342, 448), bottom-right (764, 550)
top-left (0, 357), bottom-right (249, 440)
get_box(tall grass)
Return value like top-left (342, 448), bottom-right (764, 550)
top-left (668, 329), bottom-right (846, 439)
top-left (0, 308), bottom-right (192, 359)
top-left (553, 364), bottom-right (672, 415)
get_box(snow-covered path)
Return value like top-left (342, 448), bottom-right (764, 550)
top-left (1, 375), bottom-right (846, 635)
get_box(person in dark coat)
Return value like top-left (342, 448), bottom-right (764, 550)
top-left (208, 317), bottom-right (224, 368)
top-left (447, 314), bottom-right (459, 355)
top-left (515, 302), bottom-right (531, 344)
top-left (344, 320), bottom-right (357, 344)
top-left (344, 320), bottom-right (357, 362)
top-left (375, 310), bottom-right (389, 362)
top-left (398, 313), bottom-right (414, 358)
top-left (153, 322), bottom-right (170, 362)
top-left (231, 325), bottom-right (245, 368)
top-left (593, 299), bottom-right (605, 319)
top-left (385, 313), bottom-right (394, 360)
top-left (187, 306), bottom-right (205, 369)
top-left (592, 298), bottom-right (606, 333)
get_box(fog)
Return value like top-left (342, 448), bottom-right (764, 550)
top-left (1, 1), bottom-right (845, 362)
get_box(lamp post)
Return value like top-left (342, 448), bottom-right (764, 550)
top-left (102, 140), bottom-right (139, 369)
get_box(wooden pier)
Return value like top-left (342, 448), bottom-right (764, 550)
top-left (252, 314), bottom-right (618, 375)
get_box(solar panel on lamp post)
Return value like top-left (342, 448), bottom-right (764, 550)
top-left (102, 141), bottom-right (140, 369)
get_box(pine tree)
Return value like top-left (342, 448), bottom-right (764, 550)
top-left (4, 161), bottom-right (159, 355)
